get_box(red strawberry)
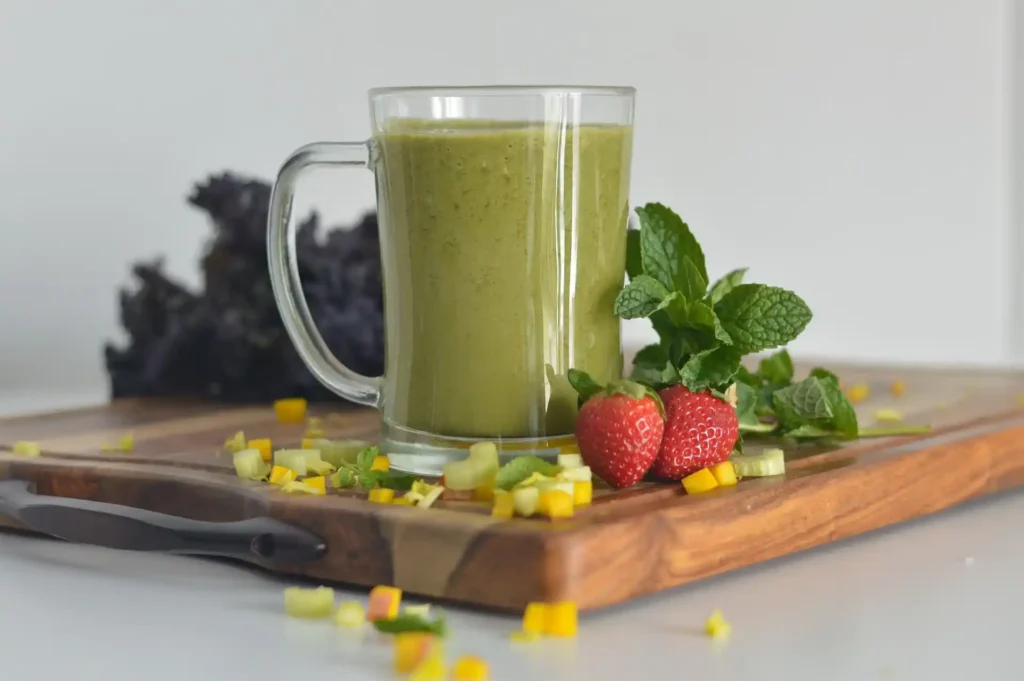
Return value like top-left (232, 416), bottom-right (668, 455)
top-left (574, 381), bottom-right (665, 488)
top-left (649, 385), bottom-right (738, 480)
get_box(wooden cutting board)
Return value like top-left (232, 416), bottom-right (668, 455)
top-left (1, 363), bottom-right (1023, 612)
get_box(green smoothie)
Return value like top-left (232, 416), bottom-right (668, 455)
top-left (375, 119), bottom-right (632, 438)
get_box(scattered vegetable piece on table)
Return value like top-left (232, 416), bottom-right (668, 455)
top-left (370, 455), bottom-right (390, 472)
top-left (248, 438), bottom-right (272, 462)
top-left (334, 600), bottom-right (366, 628)
top-left (368, 488), bottom-right (395, 504)
top-left (223, 431), bottom-right (246, 453)
top-left (538, 490), bottom-right (574, 519)
top-left (367, 585), bottom-right (402, 622)
top-left (847, 383), bottom-right (870, 403)
top-left (709, 460), bottom-right (737, 487)
top-left (443, 441), bottom-right (500, 491)
top-left (452, 655), bottom-right (490, 681)
top-left (682, 468), bottom-right (719, 494)
top-left (874, 409), bottom-right (903, 423)
top-left (11, 441), bottom-right (41, 457)
top-left (512, 486), bottom-right (540, 517)
top-left (573, 480), bottom-right (593, 506)
top-left (101, 433), bottom-right (135, 452)
top-left (280, 478), bottom-right (326, 496)
top-left (491, 491), bottom-right (514, 518)
top-left (273, 397), bottom-right (307, 424)
top-left (544, 601), bottom-right (579, 638)
top-left (393, 632), bottom-right (437, 673)
top-left (705, 609), bottom-right (731, 639)
top-left (730, 449), bottom-right (786, 477)
top-left (268, 465), bottom-right (297, 486)
top-left (283, 586), bottom-right (334, 619)
top-left (232, 448), bottom-right (267, 481)
top-left (890, 380), bottom-right (905, 397)
top-left (521, 603), bottom-right (547, 636)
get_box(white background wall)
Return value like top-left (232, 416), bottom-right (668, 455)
top-left (0, 0), bottom-right (1018, 398)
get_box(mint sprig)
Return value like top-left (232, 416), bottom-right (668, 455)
top-left (372, 611), bottom-right (447, 637)
top-left (332, 446), bottom-right (418, 491)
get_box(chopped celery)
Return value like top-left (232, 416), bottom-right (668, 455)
top-left (284, 586), bottom-right (335, 618)
top-left (319, 439), bottom-right (370, 468)
top-left (442, 441), bottom-right (500, 491)
top-left (874, 408), bottom-right (904, 423)
top-left (513, 486), bottom-right (540, 517)
top-left (557, 465), bottom-right (592, 482)
top-left (405, 604), bottom-right (432, 618)
top-left (515, 472), bottom-right (556, 489)
top-left (273, 448), bottom-right (322, 476)
top-left (11, 441), bottom-right (41, 457)
top-left (223, 431), bottom-right (246, 453)
top-left (233, 448), bottom-right (268, 481)
top-left (335, 600), bottom-right (366, 628)
top-left (536, 479), bottom-right (575, 498)
top-left (416, 485), bottom-right (444, 509)
top-left (306, 459), bottom-right (336, 475)
top-left (731, 448), bottom-right (786, 477)
top-left (557, 453), bottom-right (583, 469)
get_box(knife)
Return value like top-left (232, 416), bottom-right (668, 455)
top-left (0, 479), bottom-right (326, 564)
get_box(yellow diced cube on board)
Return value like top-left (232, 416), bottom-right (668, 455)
top-left (302, 476), bottom-right (327, 494)
top-left (393, 496), bottom-right (414, 506)
top-left (890, 380), bottom-right (906, 397)
top-left (874, 409), bottom-right (904, 423)
top-left (248, 438), bottom-right (273, 462)
top-left (847, 383), bottom-right (870, 403)
top-left (491, 491), bottom-right (514, 519)
top-left (573, 480), bottom-right (593, 506)
top-left (705, 609), bottom-right (732, 639)
top-left (509, 630), bottom-right (542, 643)
top-left (371, 455), bottom-right (390, 472)
top-left (394, 632), bottom-right (435, 673)
top-left (409, 649), bottom-right (446, 681)
top-left (334, 600), bottom-right (366, 628)
top-left (368, 585), bottom-right (402, 621)
top-left (538, 490), bottom-right (574, 519)
top-left (273, 398), bottom-right (308, 424)
top-left (709, 461), bottom-right (737, 487)
top-left (473, 481), bottom-right (495, 502)
top-left (522, 602), bottom-right (547, 635)
top-left (11, 441), bottom-right (41, 457)
top-left (544, 601), bottom-right (578, 638)
top-left (682, 468), bottom-right (719, 494)
top-left (452, 655), bottom-right (490, 681)
top-left (268, 465), bottom-right (297, 485)
top-left (368, 488), bottom-right (395, 504)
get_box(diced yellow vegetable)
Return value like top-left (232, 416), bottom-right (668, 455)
top-left (874, 408), bottom-right (904, 423)
top-left (409, 648), bottom-right (446, 681)
top-left (223, 431), bottom-right (246, 453)
top-left (538, 490), bottom-right (574, 519)
top-left (248, 438), bottom-right (272, 462)
top-left (11, 441), bottom-right (41, 457)
top-left (101, 433), bottom-right (134, 452)
top-left (300, 438), bottom-right (315, 450)
top-left (573, 480), bottom-right (593, 506)
top-left (283, 586), bottom-right (334, 618)
top-left (473, 482), bottom-right (494, 502)
top-left (394, 632), bottom-right (436, 673)
top-left (705, 609), bottom-right (732, 639)
top-left (545, 601), bottom-right (578, 638)
top-left (452, 655), bottom-right (490, 681)
top-left (368, 585), bottom-right (402, 621)
top-left (300, 476), bottom-right (327, 493)
top-left (682, 468), bottom-right (719, 494)
top-left (509, 630), bottom-right (542, 643)
top-left (847, 383), bottom-right (870, 403)
top-left (709, 461), bottom-right (737, 487)
top-left (371, 455), bottom-right (390, 472)
top-left (273, 398), bottom-right (308, 424)
top-left (557, 453), bottom-right (583, 469)
top-left (393, 496), bottom-right (414, 506)
top-left (513, 486), bottom-right (540, 517)
top-left (334, 600), bottom-right (366, 628)
top-left (522, 603), bottom-right (547, 635)
top-left (368, 488), bottom-right (395, 504)
top-left (269, 465), bottom-right (297, 485)
top-left (304, 428), bottom-right (326, 439)
top-left (492, 491), bottom-right (514, 519)
top-left (891, 380), bottom-right (906, 397)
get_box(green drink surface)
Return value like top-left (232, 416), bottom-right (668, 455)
top-left (376, 119), bottom-right (632, 438)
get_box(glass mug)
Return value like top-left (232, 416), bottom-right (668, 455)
top-left (267, 86), bottom-right (635, 475)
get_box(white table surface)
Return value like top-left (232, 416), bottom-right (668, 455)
top-left (0, 395), bottom-right (1021, 680)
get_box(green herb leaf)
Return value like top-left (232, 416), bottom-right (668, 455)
top-left (714, 284), bottom-right (813, 353)
top-left (331, 468), bottom-right (357, 488)
top-left (372, 612), bottom-right (447, 637)
top-left (734, 382), bottom-right (760, 427)
top-left (809, 367), bottom-right (839, 383)
top-left (636, 203), bottom-right (708, 291)
top-left (707, 268), bottom-right (748, 305)
top-left (356, 446), bottom-right (379, 473)
top-left (757, 349), bottom-right (794, 384)
top-left (684, 300), bottom-right (733, 345)
top-left (613, 275), bottom-right (671, 319)
top-left (772, 376), bottom-right (858, 439)
top-left (626, 229), bottom-right (643, 280)
top-left (375, 471), bottom-right (419, 491)
top-left (677, 257), bottom-right (708, 303)
top-left (819, 378), bottom-right (858, 439)
top-left (678, 346), bottom-right (743, 392)
top-left (494, 456), bottom-right (561, 491)
top-left (630, 345), bottom-right (673, 386)
top-left (567, 369), bottom-right (604, 403)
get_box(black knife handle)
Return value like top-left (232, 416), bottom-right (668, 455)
top-left (0, 479), bottom-right (325, 564)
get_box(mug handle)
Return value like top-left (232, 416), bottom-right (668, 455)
top-left (267, 141), bottom-right (381, 407)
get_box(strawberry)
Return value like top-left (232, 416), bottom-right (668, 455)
top-left (649, 385), bottom-right (739, 480)
top-left (573, 380), bottom-right (665, 488)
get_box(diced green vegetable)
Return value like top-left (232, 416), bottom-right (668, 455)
top-left (557, 465), bottom-right (592, 482)
top-left (731, 448), bottom-right (786, 477)
top-left (416, 485), bottom-right (444, 509)
top-left (305, 459), bottom-right (336, 475)
top-left (273, 449), bottom-right (322, 476)
top-left (284, 586), bottom-right (335, 618)
top-left (318, 439), bottom-right (370, 468)
top-left (557, 453), bottom-right (583, 469)
top-left (233, 448), bottom-right (268, 481)
top-left (536, 479), bottom-right (575, 497)
top-left (11, 441), bottom-right (41, 457)
top-left (513, 486), bottom-right (540, 516)
top-left (442, 441), bottom-right (500, 491)
top-left (224, 431), bottom-right (246, 453)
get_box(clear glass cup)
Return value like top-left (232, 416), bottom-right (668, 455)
top-left (268, 85), bottom-right (635, 475)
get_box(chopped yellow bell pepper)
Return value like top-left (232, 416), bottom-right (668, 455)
top-left (709, 461), bottom-right (737, 487)
top-left (368, 488), bottom-right (395, 504)
top-left (248, 438), bottom-right (272, 462)
top-left (491, 490), bottom-right (514, 519)
top-left (473, 481), bottom-right (495, 502)
top-left (847, 383), bottom-right (870, 403)
top-left (573, 480), bottom-right (593, 506)
top-left (297, 476), bottom-right (327, 494)
top-left (368, 585), bottom-right (402, 621)
top-left (544, 601), bottom-right (578, 638)
top-left (394, 632), bottom-right (435, 673)
top-left (682, 468), bottom-right (718, 494)
top-left (269, 465), bottom-right (297, 485)
top-left (393, 496), bottom-right (414, 506)
top-left (334, 600), bottom-right (366, 628)
top-left (705, 609), bottom-right (732, 639)
top-left (891, 380), bottom-right (906, 397)
top-left (522, 602), bottom-right (547, 635)
top-left (371, 455), bottom-right (390, 472)
top-left (273, 398), bottom-right (308, 424)
top-left (280, 480), bottom-right (325, 496)
top-left (11, 441), bottom-right (41, 457)
top-left (874, 408), bottom-right (904, 423)
top-left (538, 490), bottom-right (574, 519)
top-left (452, 655), bottom-right (490, 681)
top-left (509, 630), bottom-right (542, 643)
top-left (409, 648), bottom-right (446, 681)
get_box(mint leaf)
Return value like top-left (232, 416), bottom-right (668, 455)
top-left (708, 268), bottom-right (748, 305)
top-left (331, 468), bottom-right (357, 488)
top-left (684, 301), bottom-right (733, 345)
top-left (809, 367), bottom-right (839, 383)
top-left (568, 369), bottom-right (604, 403)
top-left (636, 203), bottom-right (708, 291)
top-left (819, 378), bottom-right (858, 439)
top-left (679, 346), bottom-right (743, 391)
top-left (734, 382), bottom-right (759, 426)
top-left (376, 471), bottom-right (418, 491)
top-left (714, 284), bottom-right (812, 353)
top-left (626, 229), bottom-right (642, 280)
top-left (613, 275), bottom-right (670, 319)
top-left (356, 446), bottom-right (379, 473)
top-left (772, 376), bottom-right (858, 439)
top-left (757, 349), bottom-right (794, 384)
top-left (494, 456), bottom-right (560, 491)
top-left (677, 257), bottom-right (708, 303)
top-left (373, 612), bottom-right (447, 637)
top-left (630, 345), bottom-right (674, 386)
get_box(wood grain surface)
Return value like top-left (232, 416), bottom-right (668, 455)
top-left (1, 363), bottom-right (1023, 612)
